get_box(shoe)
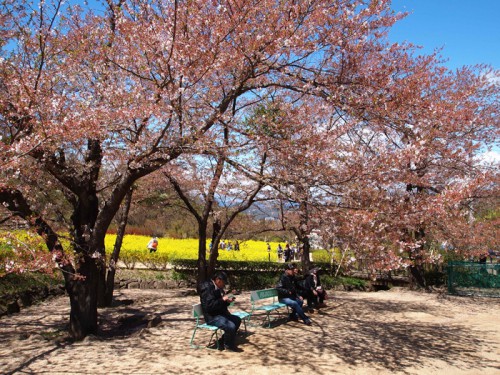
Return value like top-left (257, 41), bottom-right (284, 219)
top-left (304, 319), bottom-right (312, 326)
top-left (318, 303), bottom-right (327, 308)
top-left (307, 308), bottom-right (315, 314)
top-left (287, 314), bottom-right (299, 322)
top-left (216, 337), bottom-right (225, 350)
top-left (225, 346), bottom-right (243, 353)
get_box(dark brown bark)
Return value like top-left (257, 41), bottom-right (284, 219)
top-left (299, 198), bottom-right (312, 272)
top-left (405, 184), bottom-right (430, 290)
top-left (103, 187), bottom-right (134, 306)
top-left (68, 255), bottom-right (99, 339)
top-left (165, 153), bottom-right (265, 289)
top-left (408, 264), bottom-right (427, 289)
top-left (408, 227), bottom-right (429, 289)
top-left (0, 188), bottom-right (98, 337)
top-left (301, 235), bottom-right (311, 271)
top-left (196, 225), bottom-right (209, 293)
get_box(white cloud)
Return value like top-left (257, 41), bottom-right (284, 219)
top-left (484, 71), bottom-right (500, 86)
top-left (479, 150), bottom-right (500, 164)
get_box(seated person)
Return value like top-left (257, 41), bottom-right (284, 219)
top-left (292, 267), bottom-right (312, 311)
top-left (276, 263), bottom-right (312, 325)
top-left (199, 271), bottom-right (242, 352)
top-left (304, 267), bottom-right (327, 308)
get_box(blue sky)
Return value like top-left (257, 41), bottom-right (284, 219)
top-left (389, 1), bottom-right (499, 162)
top-left (389, 0), bottom-right (500, 70)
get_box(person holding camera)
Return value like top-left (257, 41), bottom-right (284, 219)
top-left (199, 271), bottom-right (242, 352)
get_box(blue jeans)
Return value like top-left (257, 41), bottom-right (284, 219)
top-left (280, 297), bottom-right (309, 322)
top-left (207, 314), bottom-right (241, 348)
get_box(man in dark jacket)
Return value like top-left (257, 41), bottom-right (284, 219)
top-left (199, 271), bottom-right (242, 352)
top-left (276, 264), bottom-right (311, 325)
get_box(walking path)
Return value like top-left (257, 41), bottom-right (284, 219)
top-left (1, 288), bottom-right (499, 374)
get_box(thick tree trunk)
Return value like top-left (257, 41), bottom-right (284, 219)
top-left (68, 255), bottom-right (99, 340)
top-left (103, 266), bottom-right (116, 307)
top-left (67, 185), bottom-right (101, 339)
top-left (296, 192), bottom-right (311, 272)
top-left (0, 187), bottom-right (97, 338)
top-left (408, 264), bottom-right (427, 289)
top-left (71, 178), bottom-right (137, 337)
top-left (206, 217), bottom-right (222, 281)
top-left (196, 225), bottom-right (208, 293)
top-left (97, 267), bottom-right (107, 308)
top-left (103, 188), bottom-right (133, 306)
top-left (404, 184), bottom-right (430, 289)
top-left (301, 235), bottom-right (311, 271)
top-left (407, 225), bottom-right (429, 290)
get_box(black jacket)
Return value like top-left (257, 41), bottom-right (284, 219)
top-left (304, 273), bottom-right (321, 292)
top-left (199, 280), bottom-right (231, 322)
top-left (276, 272), bottom-right (298, 299)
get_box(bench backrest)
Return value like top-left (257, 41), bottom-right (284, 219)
top-left (251, 288), bottom-right (279, 303)
top-left (193, 303), bottom-right (204, 319)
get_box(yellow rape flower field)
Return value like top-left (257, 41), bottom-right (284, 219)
top-left (105, 234), bottom-right (282, 262)
top-left (104, 234), bottom-right (331, 263)
top-left (1, 231), bottom-right (330, 269)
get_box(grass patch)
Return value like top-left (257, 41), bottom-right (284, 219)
top-left (338, 276), bottom-right (368, 288)
top-left (0, 272), bottom-right (63, 297)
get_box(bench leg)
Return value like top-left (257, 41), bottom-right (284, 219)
top-left (257, 311), bottom-right (276, 328)
top-left (211, 331), bottom-right (220, 349)
top-left (277, 306), bottom-right (290, 319)
top-left (240, 318), bottom-right (247, 333)
top-left (190, 327), bottom-right (220, 350)
top-left (248, 309), bottom-right (284, 328)
top-left (190, 327), bottom-right (199, 348)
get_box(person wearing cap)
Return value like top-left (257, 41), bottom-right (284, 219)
top-left (199, 271), bottom-right (242, 352)
top-left (276, 263), bottom-right (312, 325)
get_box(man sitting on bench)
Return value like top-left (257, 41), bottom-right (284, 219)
top-left (276, 263), bottom-right (312, 326)
top-left (200, 271), bottom-right (243, 352)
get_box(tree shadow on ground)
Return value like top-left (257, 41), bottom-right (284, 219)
top-left (3, 344), bottom-right (66, 375)
top-left (2, 289), bottom-right (498, 375)
top-left (97, 292), bottom-right (190, 339)
top-left (232, 294), bottom-right (497, 374)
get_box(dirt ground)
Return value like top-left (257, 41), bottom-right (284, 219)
top-left (0, 287), bottom-right (499, 375)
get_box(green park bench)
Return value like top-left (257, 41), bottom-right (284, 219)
top-left (249, 288), bottom-right (289, 328)
top-left (230, 309), bottom-right (251, 333)
top-left (190, 303), bottom-right (221, 349)
top-left (190, 302), bottom-right (251, 349)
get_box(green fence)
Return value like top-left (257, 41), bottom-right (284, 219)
top-left (447, 261), bottom-right (500, 297)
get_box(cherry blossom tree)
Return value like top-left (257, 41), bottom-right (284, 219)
top-left (249, 56), bottom-right (499, 282)
top-left (1, 0), bottom-right (497, 339)
top-left (290, 62), bottom-right (500, 285)
top-left (165, 158), bottom-right (262, 277)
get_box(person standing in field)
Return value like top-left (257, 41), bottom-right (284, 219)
top-left (284, 243), bottom-right (291, 262)
top-left (277, 244), bottom-right (283, 261)
top-left (147, 237), bottom-right (158, 253)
